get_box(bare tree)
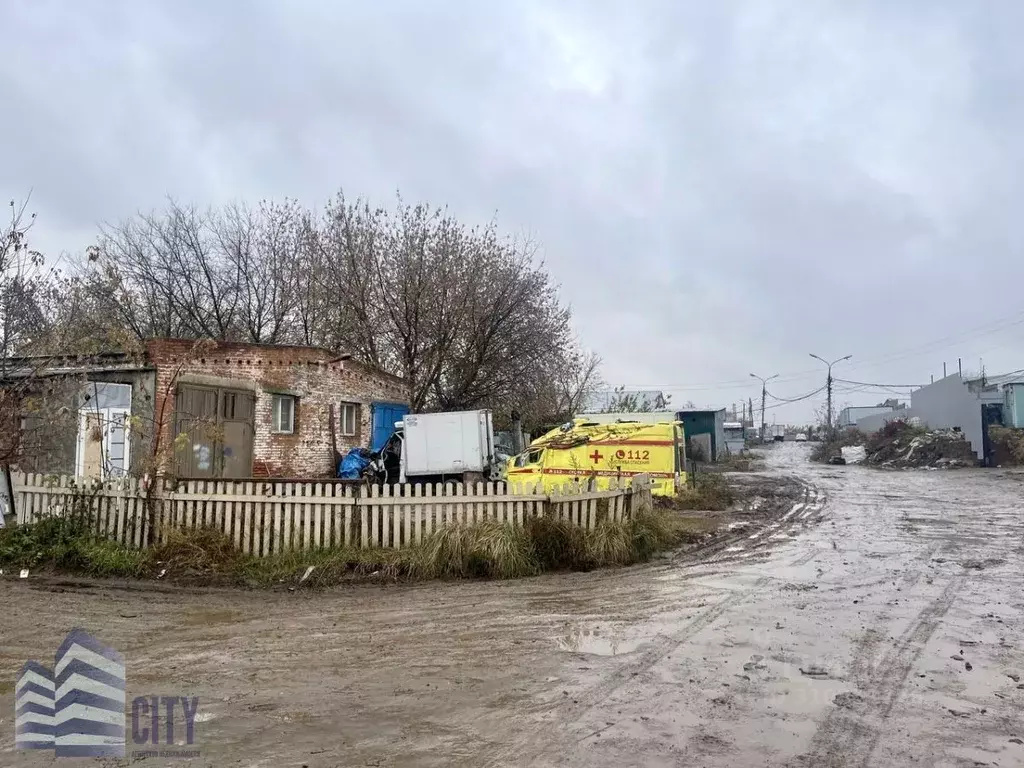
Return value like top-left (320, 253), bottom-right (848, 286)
top-left (515, 346), bottom-right (603, 426)
top-left (309, 194), bottom-right (576, 417)
top-left (0, 197), bottom-right (47, 362)
top-left (48, 191), bottom-right (587, 431)
top-left (87, 200), bottom-right (238, 339)
top-left (551, 348), bottom-right (603, 420)
top-left (214, 200), bottom-right (304, 343)
top-left (0, 196), bottom-right (59, 467)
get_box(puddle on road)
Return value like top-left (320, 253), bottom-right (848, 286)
top-left (555, 613), bottom-right (705, 656)
top-left (180, 608), bottom-right (244, 626)
top-left (556, 625), bottom-right (649, 656)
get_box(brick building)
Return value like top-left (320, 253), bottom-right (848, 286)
top-left (5, 339), bottom-right (408, 479)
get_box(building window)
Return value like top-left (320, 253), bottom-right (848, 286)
top-left (272, 395), bottom-right (296, 434)
top-left (340, 402), bottom-right (359, 437)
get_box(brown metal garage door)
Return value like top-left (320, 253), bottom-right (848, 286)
top-left (173, 386), bottom-right (254, 478)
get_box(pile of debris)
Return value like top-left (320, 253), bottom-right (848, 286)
top-left (864, 420), bottom-right (976, 469)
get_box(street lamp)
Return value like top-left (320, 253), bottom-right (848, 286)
top-left (750, 372), bottom-right (779, 442)
top-left (809, 353), bottom-right (852, 435)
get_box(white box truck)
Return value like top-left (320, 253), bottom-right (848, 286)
top-left (377, 409), bottom-right (501, 484)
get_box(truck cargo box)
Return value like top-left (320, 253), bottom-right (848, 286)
top-left (402, 410), bottom-right (495, 476)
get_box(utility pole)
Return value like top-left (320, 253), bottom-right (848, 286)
top-left (749, 372), bottom-right (779, 442)
top-left (809, 353), bottom-right (852, 437)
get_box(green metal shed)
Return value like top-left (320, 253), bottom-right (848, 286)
top-left (675, 409), bottom-right (727, 462)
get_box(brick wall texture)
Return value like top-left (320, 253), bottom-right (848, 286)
top-left (146, 339), bottom-right (408, 478)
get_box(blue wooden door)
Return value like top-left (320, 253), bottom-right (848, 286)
top-left (371, 402), bottom-right (410, 451)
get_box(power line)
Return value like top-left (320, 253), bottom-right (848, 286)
top-left (834, 378), bottom-right (926, 388)
top-left (762, 397), bottom-right (817, 412)
top-left (620, 308), bottom-right (1024, 392)
top-left (833, 384), bottom-right (912, 398)
top-left (765, 385), bottom-right (827, 403)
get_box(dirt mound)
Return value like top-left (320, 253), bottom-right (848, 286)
top-left (864, 420), bottom-right (976, 468)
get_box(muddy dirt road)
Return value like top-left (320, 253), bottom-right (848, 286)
top-left (2, 444), bottom-right (1023, 767)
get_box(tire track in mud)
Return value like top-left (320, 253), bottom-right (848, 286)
top-left (485, 579), bottom-right (771, 768)
top-left (689, 480), bottom-right (827, 567)
top-left (793, 569), bottom-right (965, 768)
top-left (488, 477), bottom-right (828, 766)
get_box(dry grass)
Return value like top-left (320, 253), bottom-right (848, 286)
top-left (152, 526), bottom-right (243, 575)
top-left (2, 508), bottom-right (695, 586)
top-left (414, 520), bottom-right (540, 579)
top-left (668, 473), bottom-right (734, 511)
top-left (527, 516), bottom-right (592, 571)
top-left (243, 547), bottom-right (413, 586)
top-left (585, 520), bottom-right (634, 566)
top-left (715, 453), bottom-right (761, 472)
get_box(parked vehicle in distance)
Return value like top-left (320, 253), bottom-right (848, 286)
top-left (795, 433), bottom-right (808, 442)
top-left (772, 425), bottom-right (786, 442)
top-left (506, 418), bottom-right (685, 497)
top-left (376, 409), bottom-right (502, 484)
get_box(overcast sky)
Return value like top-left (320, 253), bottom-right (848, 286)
top-left (4, 0), bottom-right (1024, 423)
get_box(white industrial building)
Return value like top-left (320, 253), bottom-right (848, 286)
top-left (854, 373), bottom-right (1020, 465)
top-left (837, 405), bottom-right (896, 428)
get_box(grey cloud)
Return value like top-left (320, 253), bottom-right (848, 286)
top-left (3, 0), bottom-right (1024, 422)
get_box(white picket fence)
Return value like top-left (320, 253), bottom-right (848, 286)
top-left (10, 473), bottom-right (653, 556)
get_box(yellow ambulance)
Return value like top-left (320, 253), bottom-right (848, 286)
top-left (506, 419), bottom-right (685, 497)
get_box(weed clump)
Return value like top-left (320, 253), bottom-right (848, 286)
top-left (152, 526), bottom-right (241, 576)
top-left (415, 520), bottom-right (540, 579)
top-left (669, 472), bottom-right (733, 511)
top-left (526, 516), bottom-right (592, 571)
top-left (0, 516), bottom-right (149, 577)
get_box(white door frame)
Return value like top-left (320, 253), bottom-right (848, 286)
top-left (75, 407), bottom-right (132, 479)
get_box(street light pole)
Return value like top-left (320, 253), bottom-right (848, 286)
top-left (750, 372), bottom-right (779, 442)
top-left (809, 353), bottom-right (852, 436)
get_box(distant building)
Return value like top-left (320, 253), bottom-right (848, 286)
top-left (1004, 382), bottom-right (1024, 428)
top-left (722, 421), bottom-right (745, 455)
top-left (837, 405), bottom-right (897, 428)
top-left (584, 389), bottom-right (669, 413)
top-left (854, 372), bottom-right (1024, 465)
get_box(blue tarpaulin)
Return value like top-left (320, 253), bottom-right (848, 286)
top-left (338, 448), bottom-right (374, 479)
